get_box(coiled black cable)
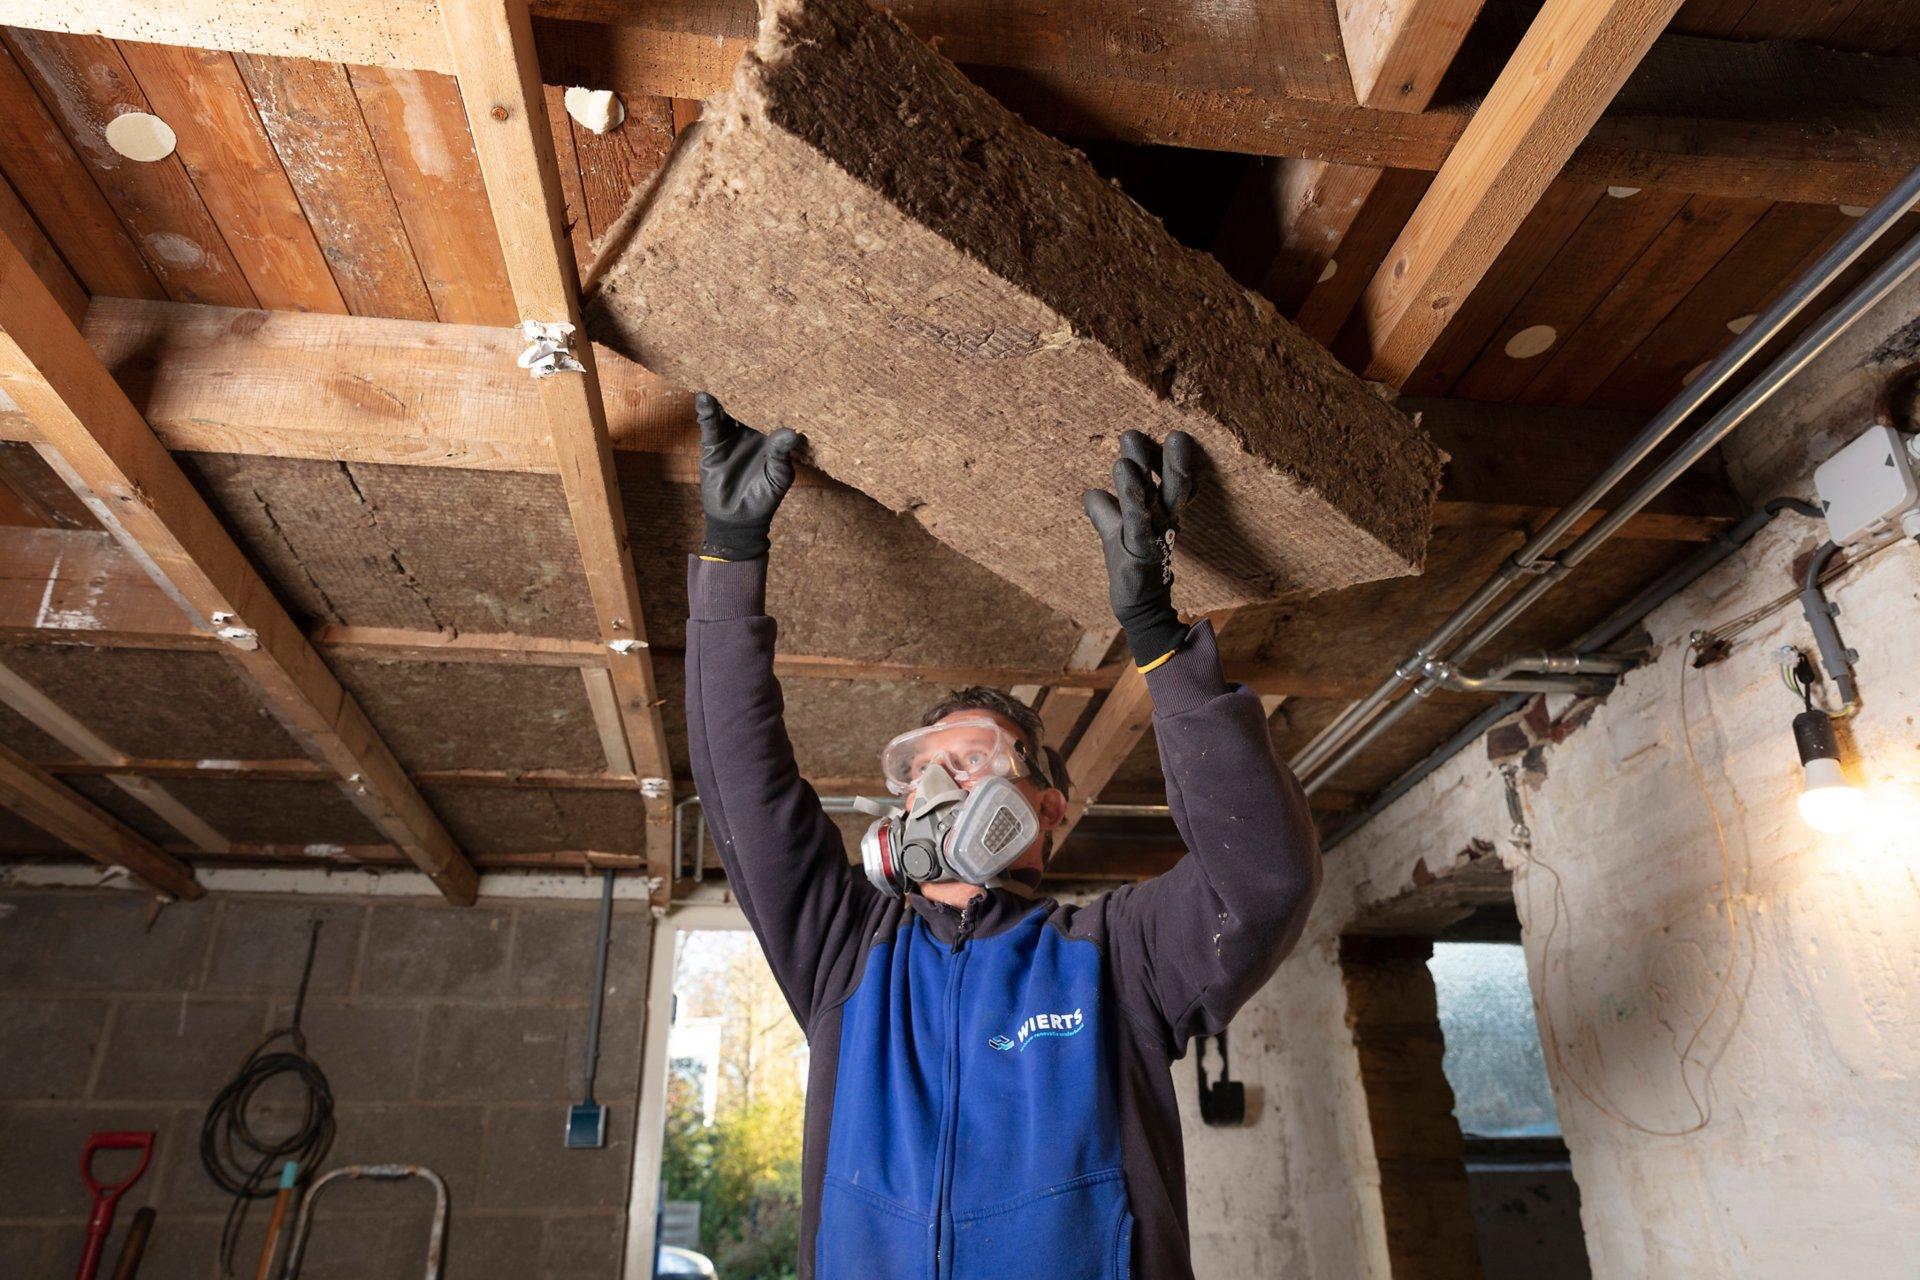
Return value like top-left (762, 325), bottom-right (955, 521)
top-left (200, 920), bottom-right (336, 1275)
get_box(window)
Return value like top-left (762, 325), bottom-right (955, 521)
top-left (1427, 941), bottom-right (1559, 1139)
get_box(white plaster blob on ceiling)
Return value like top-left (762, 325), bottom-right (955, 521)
top-left (104, 112), bottom-right (176, 162)
top-left (564, 87), bottom-right (625, 134)
top-left (1682, 360), bottom-right (1710, 387)
top-left (1317, 259), bottom-right (1337, 283)
top-left (1504, 324), bottom-right (1558, 360)
top-left (1727, 313), bottom-right (1757, 335)
top-left (1606, 185), bottom-right (1641, 198)
top-left (1839, 205), bottom-right (1870, 217)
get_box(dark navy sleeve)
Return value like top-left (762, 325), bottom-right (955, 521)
top-left (685, 555), bottom-right (885, 1032)
top-left (1100, 619), bottom-right (1323, 1052)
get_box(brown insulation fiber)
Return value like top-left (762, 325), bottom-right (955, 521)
top-left (587, 0), bottom-right (1444, 627)
top-left (619, 460), bottom-right (1081, 665)
top-left (68, 775), bottom-right (388, 847)
top-left (0, 646), bottom-right (301, 761)
top-left (334, 660), bottom-right (609, 773)
top-left (181, 454), bottom-right (599, 637)
top-left (418, 785), bottom-right (647, 854)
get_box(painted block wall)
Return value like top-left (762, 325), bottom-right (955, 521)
top-left (1181, 278), bottom-right (1920, 1276)
top-left (0, 888), bottom-right (652, 1279)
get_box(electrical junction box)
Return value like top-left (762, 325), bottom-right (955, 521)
top-left (1813, 424), bottom-right (1920, 547)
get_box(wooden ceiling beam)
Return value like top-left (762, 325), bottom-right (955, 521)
top-left (0, 299), bottom-right (1739, 541)
top-left (0, 740), bottom-right (203, 898)
top-left (0, 232), bottom-right (478, 904)
top-left (1220, 0), bottom-right (1479, 347)
top-left (0, 4), bottom-right (1913, 202)
top-left (1351, 0), bottom-right (1689, 384)
top-left (439, 0), bottom-right (676, 903)
top-left (0, 530), bottom-right (1486, 701)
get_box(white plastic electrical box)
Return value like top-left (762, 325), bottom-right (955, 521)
top-left (1813, 424), bottom-right (1920, 547)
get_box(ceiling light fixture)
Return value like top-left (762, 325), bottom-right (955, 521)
top-left (1793, 707), bottom-right (1865, 834)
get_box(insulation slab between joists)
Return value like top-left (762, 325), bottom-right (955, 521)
top-left (587, 0), bottom-right (1444, 625)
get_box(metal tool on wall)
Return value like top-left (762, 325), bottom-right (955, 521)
top-left (566, 868), bottom-right (618, 1148)
top-left (74, 1131), bottom-right (153, 1280)
top-left (278, 1165), bottom-right (447, 1280)
top-left (1195, 1034), bottom-right (1246, 1127)
top-left (107, 1206), bottom-right (154, 1280)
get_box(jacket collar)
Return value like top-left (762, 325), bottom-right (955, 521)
top-left (906, 884), bottom-right (1047, 945)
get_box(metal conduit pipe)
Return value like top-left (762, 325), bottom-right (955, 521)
top-left (1422, 651), bottom-right (1634, 696)
top-left (1301, 221), bottom-right (1920, 793)
top-left (1799, 541), bottom-right (1862, 715)
top-left (1320, 497), bottom-right (1825, 851)
top-left (1290, 161), bottom-right (1920, 781)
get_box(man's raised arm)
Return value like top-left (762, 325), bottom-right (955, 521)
top-left (684, 395), bottom-right (883, 1032)
top-left (1083, 431), bottom-right (1324, 1051)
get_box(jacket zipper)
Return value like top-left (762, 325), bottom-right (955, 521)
top-left (932, 901), bottom-right (975, 1279)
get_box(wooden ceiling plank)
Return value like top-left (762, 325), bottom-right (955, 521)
top-left (0, 170), bottom-right (83, 325)
top-left (0, 4), bottom-right (1915, 203)
top-left (0, 652), bottom-right (231, 851)
top-left (117, 42), bottom-right (346, 313)
top-left (1590, 201), bottom-right (1849, 410)
top-left (1447, 188), bottom-right (1692, 402)
top-left (567, 92), bottom-right (675, 244)
top-left (1398, 178), bottom-right (1605, 395)
top-left (233, 53), bottom-right (438, 321)
top-left (438, 0), bottom-right (676, 899)
top-left (8, 298), bottom-right (1737, 540)
top-left (542, 84), bottom-right (594, 278)
top-left (1519, 193), bottom-right (1773, 406)
top-left (0, 43), bottom-right (161, 301)
top-left (1351, 0), bottom-right (1690, 386)
top-left (0, 227), bottom-right (478, 904)
top-left (3, 29), bottom-right (257, 307)
top-left (1293, 168), bottom-right (1433, 346)
top-left (347, 63), bottom-right (518, 326)
top-left (0, 739), bottom-right (202, 896)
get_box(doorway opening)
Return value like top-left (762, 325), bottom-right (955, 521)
top-left (1341, 899), bottom-right (1591, 1279)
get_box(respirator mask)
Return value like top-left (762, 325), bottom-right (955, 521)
top-left (857, 717), bottom-right (1056, 897)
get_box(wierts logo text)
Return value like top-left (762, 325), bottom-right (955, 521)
top-left (989, 1007), bottom-right (1084, 1052)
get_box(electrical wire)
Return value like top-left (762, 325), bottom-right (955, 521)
top-left (1511, 643), bottom-right (1742, 1138)
top-left (200, 920), bottom-right (335, 1275)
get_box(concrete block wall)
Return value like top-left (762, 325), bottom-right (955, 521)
top-left (0, 888), bottom-right (652, 1279)
top-left (1176, 275), bottom-right (1920, 1276)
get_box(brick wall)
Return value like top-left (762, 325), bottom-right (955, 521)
top-left (0, 887), bottom-right (652, 1279)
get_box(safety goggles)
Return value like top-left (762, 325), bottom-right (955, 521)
top-left (879, 717), bottom-right (1039, 797)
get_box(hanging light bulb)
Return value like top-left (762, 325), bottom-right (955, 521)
top-left (1793, 709), bottom-right (1865, 834)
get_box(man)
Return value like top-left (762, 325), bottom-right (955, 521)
top-left (684, 393), bottom-right (1321, 1279)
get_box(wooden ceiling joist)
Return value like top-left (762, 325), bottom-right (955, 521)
top-left (0, 231), bottom-right (479, 904)
top-left (0, 3), bottom-right (1913, 205)
top-left (1227, 0), bottom-right (1478, 347)
top-left (0, 740), bottom-right (202, 898)
top-left (0, 299), bottom-right (1738, 542)
top-left (439, 0), bottom-right (677, 898)
top-left (1351, 0), bottom-right (1689, 384)
top-left (0, 524), bottom-right (1488, 703)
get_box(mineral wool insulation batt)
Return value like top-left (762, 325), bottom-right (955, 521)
top-left (586, 0), bottom-right (1445, 625)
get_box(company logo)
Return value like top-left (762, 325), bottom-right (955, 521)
top-left (989, 1007), bottom-right (1084, 1052)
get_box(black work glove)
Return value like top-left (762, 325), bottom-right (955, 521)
top-left (1082, 429), bottom-right (1198, 669)
top-left (695, 393), bottom-right (801, 561)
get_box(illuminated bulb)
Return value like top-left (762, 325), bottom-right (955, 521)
top-left (1793, 710), bottom-right (1864, 835)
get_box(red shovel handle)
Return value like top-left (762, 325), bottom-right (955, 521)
top-left (77, 1132), bottom-right (153, 1280)
top-left (81, 1131), bottom-right (154, 1197)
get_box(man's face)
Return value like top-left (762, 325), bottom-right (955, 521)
top-left (902, 710), bottom-right (1067, 873)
